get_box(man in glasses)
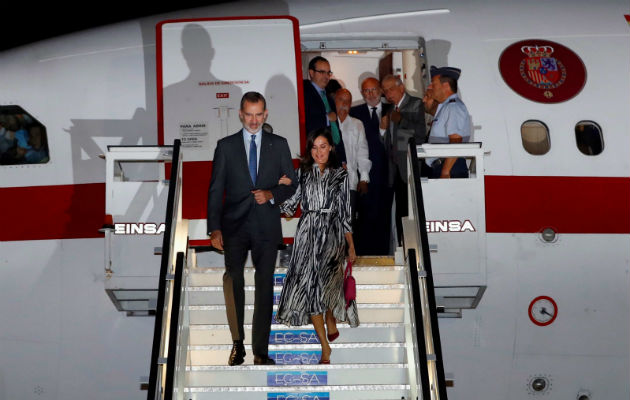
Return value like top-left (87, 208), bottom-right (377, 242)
top-left (303, 56), bottom-right (346, 165)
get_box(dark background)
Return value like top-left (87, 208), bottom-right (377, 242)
top-left (1, 2), bottom-right (230, 51)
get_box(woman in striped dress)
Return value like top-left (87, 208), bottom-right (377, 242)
top-left (276, 128), bottom-right (359, 364)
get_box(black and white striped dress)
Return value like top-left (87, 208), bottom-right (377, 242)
top-left (276, 165), bottom-right (359, 328)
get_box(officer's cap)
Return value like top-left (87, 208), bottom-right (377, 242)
top-left (430, 66), bottom-right (461, 81)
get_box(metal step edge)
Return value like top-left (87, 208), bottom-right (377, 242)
top-left (185, 384), bottom-right (410, 393)
top-left (189, 322), bottom-right (404, 330)
top-left (190, 266), bottom-right (405, 273)
top-left (187, 284), bottom-right (407, 291)
top-left (189, 343), bottom-right (405, 351)
top-left (189, 303), bottom-right (405, 311)
top-left (188, 363), bottom-right (408, 371)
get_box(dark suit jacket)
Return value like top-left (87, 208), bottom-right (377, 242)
top-left (303, 80), bottom-right (337, 135)
top-left (383, 93), bottom-right (426, 184)
top-left (207, 131), bottom-right (297, 243)
top-left (350, 102), bottom-right (392, 186)
top-left (302, 80), bottom-right (347, 164)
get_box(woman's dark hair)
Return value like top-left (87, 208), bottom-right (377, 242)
top-left (300, 128), bottom-right (339, 172)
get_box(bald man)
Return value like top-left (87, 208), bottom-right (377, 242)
top-left (350, 77), bottom-right (394, 255)
top-left (335, 88), bottom-right (371, 220)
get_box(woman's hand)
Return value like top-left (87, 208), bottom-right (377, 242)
top-left (347, 245), bottom-right (357, 264)
top-left (278, 175), bottom-right (292, 185)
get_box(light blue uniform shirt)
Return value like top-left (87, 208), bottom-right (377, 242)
top-left (427, 93), bottom-right (471, 164)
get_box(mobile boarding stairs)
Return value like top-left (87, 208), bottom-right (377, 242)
top-left (102, 138), bottom-right (487, 399)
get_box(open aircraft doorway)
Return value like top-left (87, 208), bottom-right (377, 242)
top-left (300, 33), bottom-right (428, 104)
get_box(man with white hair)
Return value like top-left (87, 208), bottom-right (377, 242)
top-left (381, 74), bottom-right (426, 245)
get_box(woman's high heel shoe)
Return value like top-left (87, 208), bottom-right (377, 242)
top-left (327, 331), bottom-right (339, 343)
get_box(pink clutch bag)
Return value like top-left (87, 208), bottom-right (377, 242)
top-left (343, 261), bottom-right (356, 308)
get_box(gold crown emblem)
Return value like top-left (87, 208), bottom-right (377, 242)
top-left (521, 45), bottom-right (554, 58)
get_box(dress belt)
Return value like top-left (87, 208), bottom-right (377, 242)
top-left (303, 208), bottom-right (332, 214)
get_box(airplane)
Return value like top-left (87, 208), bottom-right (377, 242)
top-left (0, 1), bottom-right (628, 399)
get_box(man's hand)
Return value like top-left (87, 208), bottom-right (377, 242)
top-left (252, 189), bottom-right (273, 204)
top-left (210, 230), bottom-right (224, 250)
top-left (327, 111), bottom-right (337, 122)
top-left (440, 169), bottom-right (451, 179)
top-left (390, 109), bottom-right (402, 123)
top-left (380, 114), bottom-right (389, 130)
top-left (357, 181), bottom-right (368, 194)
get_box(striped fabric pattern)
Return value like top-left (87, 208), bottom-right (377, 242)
top-left (276, 165), bottom-right (359, 328)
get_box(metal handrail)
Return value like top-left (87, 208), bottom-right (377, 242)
top-left (405, 137), bottom-right (449, 399)
top-left (164, 252), bottom-right (185, 398)
top-left (147, 139), bottom-right (184, 400)
top-left (406, 248), bottom-right (432, 400)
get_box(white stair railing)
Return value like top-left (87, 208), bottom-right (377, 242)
top-left (402, 137), bottom-right (449, 400)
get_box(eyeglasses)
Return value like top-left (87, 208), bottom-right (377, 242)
top-left (362, 88), bottom-right (380, 94)
top-left (313, 69), bottom-right (333, 76)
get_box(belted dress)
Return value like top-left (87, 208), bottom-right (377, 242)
top-left (276, 165), bottom-right (359, 327)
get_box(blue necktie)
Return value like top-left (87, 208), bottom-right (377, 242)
top-left (249, 134), bottom-right (257, 186)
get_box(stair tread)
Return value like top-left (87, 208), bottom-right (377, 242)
top-left (187, 284), bottom-right (406, 291)
top-left (190, 265), bottom-right (405, 273)
top-left (189, 303), bottom-right (405, 310)
top-left (190, 342), bottom-right (405, 350)
top-left (188, 363), bottom-right (407, 371)
top-left (189, 322), bottom-right (404, 330)
top-left (186, 384), bottom-right (410, 392)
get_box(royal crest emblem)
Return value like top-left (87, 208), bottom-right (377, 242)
top-left (499, 39), bottom-right (586, 104)
top-left (519, 45), bottom-right (567, 90)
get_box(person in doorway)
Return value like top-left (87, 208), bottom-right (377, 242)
top-left (380, 74), bottom-right (426, 245)
top-left (425, 66), bottom-right (471, 179)
top-left (334, 88), bottom-right (371, 222)
top-left (350, 77), bottom-right (393, 255)
top-left (303, 56), bottom-right (347, 165)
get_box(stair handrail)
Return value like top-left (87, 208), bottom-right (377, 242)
top-left (147, 139), bottom-right (189, 400)
top-left (404, 137), bottom-right (449, 400)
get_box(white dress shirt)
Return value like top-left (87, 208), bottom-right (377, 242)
top-left (339, 116), bottom-right (371, 190)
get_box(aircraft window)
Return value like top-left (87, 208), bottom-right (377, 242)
top-left (0, 106), bottom-right (49, 165)
top-left (521, 120), bottom-right (550, 155)
top-left (575, 121), bottom-right (603, 156)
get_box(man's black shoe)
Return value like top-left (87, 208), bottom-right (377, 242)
top-left (228, 341), bottom-right (246, 366)
top-left (253, 355), bottom-right (276, 365)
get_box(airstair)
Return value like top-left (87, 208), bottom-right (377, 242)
top-left (140, 139), bottom-right (459, 400)
top-left (182, 252), bottom-right (410, 399)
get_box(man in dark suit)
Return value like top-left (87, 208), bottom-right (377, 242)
top-left (350, 77), bottom-right (393, 255)
top-left (303, 56), bottom-right (346, 164)
top-left (207, 92), bottom-right (297, 366)
top-left (381, 75), bottom-right (426, 245)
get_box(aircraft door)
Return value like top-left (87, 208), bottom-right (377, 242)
top-left (157, 17), bottom-right (304, 241)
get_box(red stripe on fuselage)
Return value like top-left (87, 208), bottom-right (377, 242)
top-left (0, 183), bottom-right (105, 241)
top-left (485, 176), bottom-right (630, 233)
top-left (1, 175), bottom-right (628, 242)
top-left (181, 159), bottom-right (302, 221)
